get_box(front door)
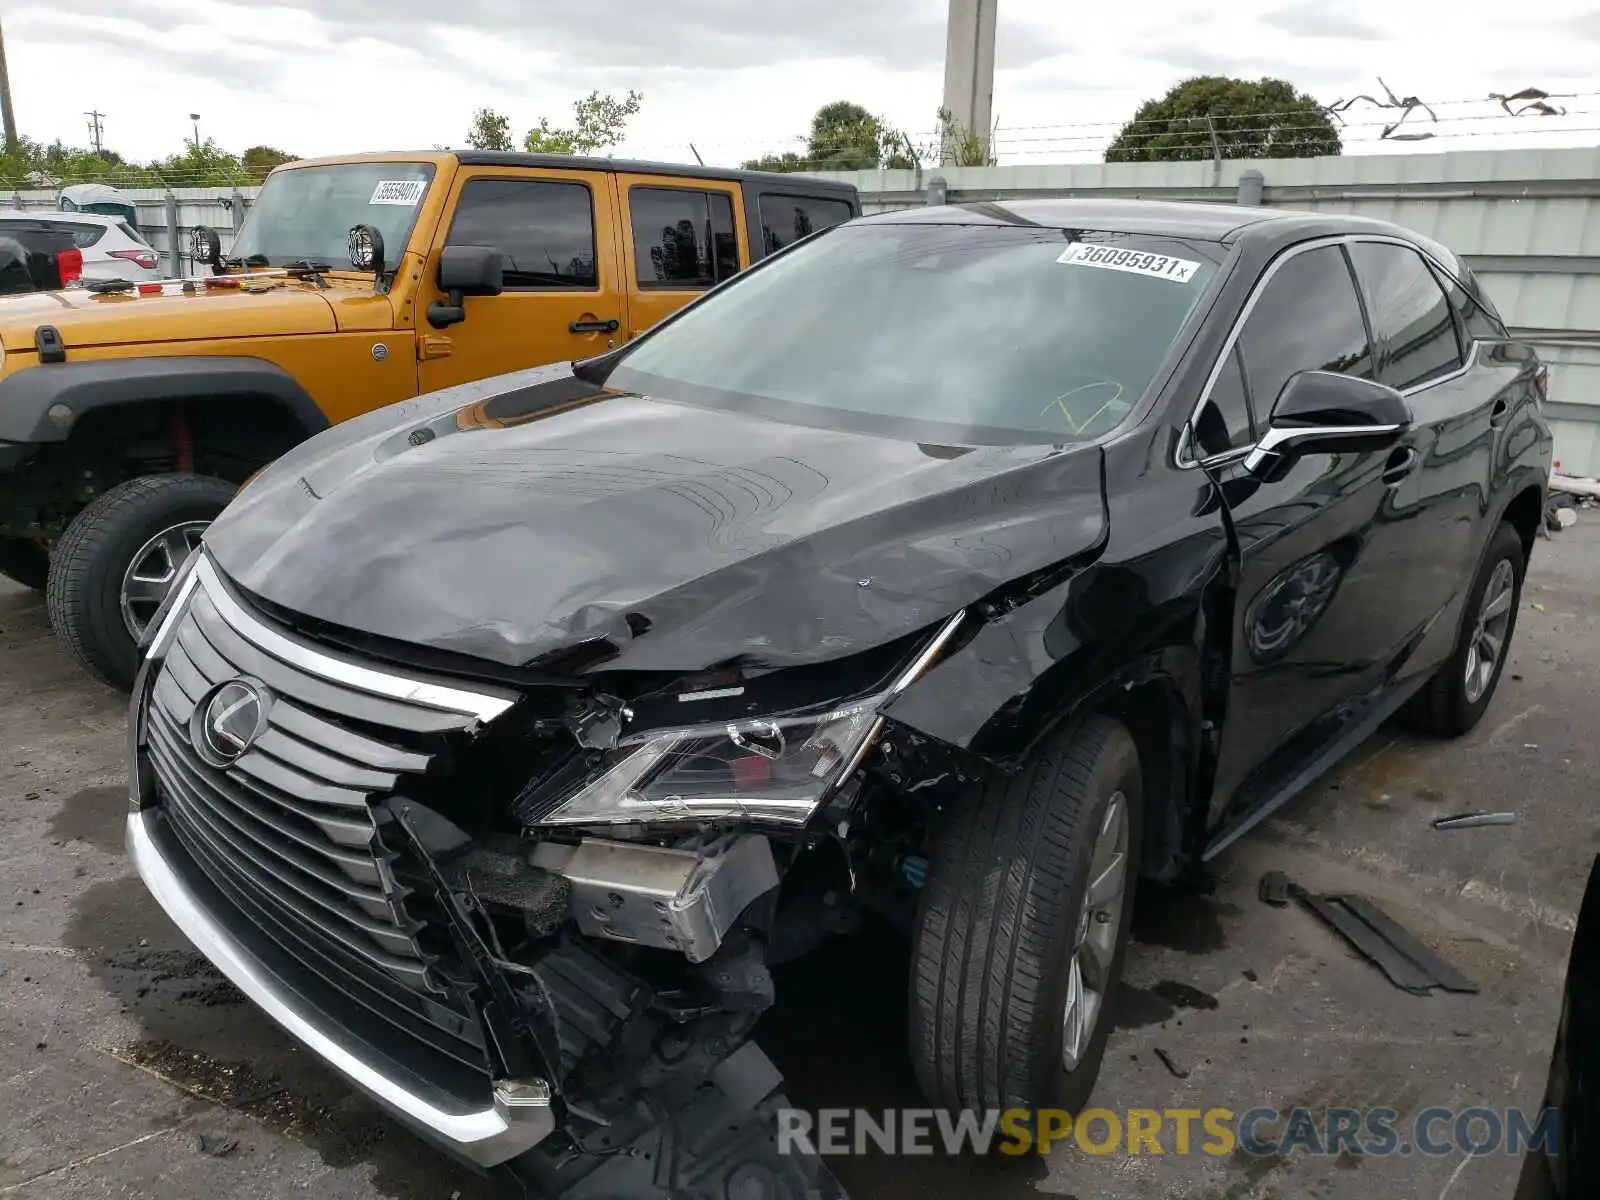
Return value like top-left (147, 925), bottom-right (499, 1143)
top-left (1203, 241), bottom-right (1420, 831)
top-left (417, 168), bottom-right (626, 393)
top-left (615, 174), bottom-right (748, 342)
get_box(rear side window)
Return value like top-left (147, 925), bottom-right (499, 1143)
top-left (60, 222), bottom-right (106, 249)
top-left (447, 178), bottom-right (598, 289)
top-left (1237, 245), bottom-right (1373, 416)
top-left (758, 194), bottom-right (853, 253)
top-left (1348, 242), bottom-right (1462, 389)
top-left (117, 222), bottom-right (149, 247)
top-left (628, 187), bottom-right (739, 288)
top-left (1430, 261), bottom-right (1508, 344)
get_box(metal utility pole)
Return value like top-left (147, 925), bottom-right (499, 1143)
top-left (941, 0), bottom-right (997, 165)
top-left (85, 110), bottom-right (106, 155)
top-left (0, 21), bottom-right (17, 154)
top-left (189, 113), bottom-right (201, 148)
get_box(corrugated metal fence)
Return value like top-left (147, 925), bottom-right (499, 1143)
top-left (7, 146), bottom-right (1599, 469)
top-left (809, 146), bottom-right (1600, 474)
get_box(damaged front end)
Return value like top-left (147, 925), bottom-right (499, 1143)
top-left (126, 552), bottom-right (975, 1195)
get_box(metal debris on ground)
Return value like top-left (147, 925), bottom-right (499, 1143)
top-left (1432, 811), bottom-right (1517, 830)
top-left (1153, 1047), bottom-right (1190, 1079)
top-left (1284, 880), bottom-right (1478, 996)
top-left (196, 1133), bottom-right (239, 1157)
top-left (1257, 870), bottom-right (1291, 908)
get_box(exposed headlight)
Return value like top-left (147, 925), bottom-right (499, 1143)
top-left (537, 611), bottom-right (967, 828)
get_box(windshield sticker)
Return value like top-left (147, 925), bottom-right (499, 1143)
top-left (369, 179), bottom-right (426, 206)
top-left (1057, 242), bottom-right (1200, 283)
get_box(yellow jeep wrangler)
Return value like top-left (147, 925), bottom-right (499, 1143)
top-left (0, 151), bottom-right (859, 688)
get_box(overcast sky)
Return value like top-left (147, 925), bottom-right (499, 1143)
top-left (10, 0), bottom-right (1600, 167)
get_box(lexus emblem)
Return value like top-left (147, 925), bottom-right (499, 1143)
top-left (192, 679), bottom-right (272, 766)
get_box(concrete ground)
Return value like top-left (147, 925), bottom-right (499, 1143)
top-left (2, 521), bottom-right (1596, 1199)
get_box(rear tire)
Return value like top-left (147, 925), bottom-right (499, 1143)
top-left (1401, 521), bottom-right (1525, 737)
top-left (910, 715), bottom-right (1142, 1116)
top-left (0, 537), bottom-right (49, 590)
top-left (46, 473), bottom-right (235, 691)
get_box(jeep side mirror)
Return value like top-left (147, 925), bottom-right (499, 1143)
top-left (427, 245), bottom-right (503, 328)
top-left (1244, 371), bottom-right (1411, 479)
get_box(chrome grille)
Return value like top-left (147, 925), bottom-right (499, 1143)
top-left (143, 556), bottom-right (517, 1074)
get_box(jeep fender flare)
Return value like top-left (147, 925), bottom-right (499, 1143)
top-left (0, 356), bottom-right (330, 446)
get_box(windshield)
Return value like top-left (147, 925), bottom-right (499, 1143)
top-left (229, 162), bottom-right (435, 268)
top-left (605, 222), bottom-right (1221, 445)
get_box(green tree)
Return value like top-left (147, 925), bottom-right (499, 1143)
top-left (1105, 76), bottom-right (1340, 162)
top-left (150, 139), bottom-right (254, 186)
top-left (465, 108), bottom-right (513, 152)
top-left (742, 150), bottom-right (808, 173)
top-left (241, 145), bottom-right (297, 181)
top-left (807, 100), bottom-right (883, 170)
top-left (524, 90), bottom-right (642, 155)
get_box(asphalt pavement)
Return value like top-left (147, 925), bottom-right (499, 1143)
top-left (2, 520), bottom-right (1596, 1199)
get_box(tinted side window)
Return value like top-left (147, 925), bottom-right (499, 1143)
top-left (758, 194), bottom-right (853, 253)
top-left (1429, 261), bottom-right (1507, 343)
top-left (447, 178), bottom-right (597, 289)
top-left (1194, 344), bottom-right (1255, 458)
top-left (629, 187), bottom-right (739, 288)
top-left (1348, 242), bottom-right (1462, 389)
top-left (57, 223), bottom-right (106, 249)
top-left (1237, 245), bottom-right (1373, 415)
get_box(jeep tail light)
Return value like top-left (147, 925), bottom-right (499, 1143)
top-left (56, 248), bottom-right (83, 285)
top-left (108, 248), bottom-right (159, 272)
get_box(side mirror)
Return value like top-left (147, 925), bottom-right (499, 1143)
top-left (428, 245), bottom-right (503, 328)
top-left (1244, 371), bottom-right (1410, 478)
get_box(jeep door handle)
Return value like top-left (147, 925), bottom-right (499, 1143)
top-left (570, 318), bottom-right (620, 333)
top-left (1382, 446), bottom-right (1419, 486)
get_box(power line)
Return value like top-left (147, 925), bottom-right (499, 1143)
top-left (84, 110), bottom-right (105, 156)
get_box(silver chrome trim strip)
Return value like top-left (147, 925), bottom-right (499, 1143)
top-left (1177, 233), bottom-right (1483, 470)
top-left (1241, 422), bottom-right (1404, 474)
top-left (889, 610), bottom-right (967, 696)
top-left (144, 559), bottom-right (202, 660)
top-left (190, 556), bottom-right (515, 723)
top-left (126, 809), bottom-right (553, 1167)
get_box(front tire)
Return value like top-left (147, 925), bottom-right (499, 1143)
top-left (46, 473), bottom-right (236, 691)
top-left (910, 715), bottom-right (1142, 1116)
top-left (1402, 521), bottom-right (1525, 737)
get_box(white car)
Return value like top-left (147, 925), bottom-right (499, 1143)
top-left (0, 211), bottom-right (161, 283)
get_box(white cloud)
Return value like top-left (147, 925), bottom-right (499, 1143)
top-left (6, 0), bottom-right (1598, 167)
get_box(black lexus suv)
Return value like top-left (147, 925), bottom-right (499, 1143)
top-left (125, 199), bottom-right (1551, 1197)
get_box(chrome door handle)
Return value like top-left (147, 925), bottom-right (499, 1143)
top-left (1382, 446), bottom-right (1419, 485)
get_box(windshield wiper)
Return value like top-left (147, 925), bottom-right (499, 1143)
top-left (283, 260), bottom-right (330, 289)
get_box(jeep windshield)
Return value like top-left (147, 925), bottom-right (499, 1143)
top-left (602, 221), bottom-right (1222, 446)
top-left (228, 162), bottom-right (435, 269)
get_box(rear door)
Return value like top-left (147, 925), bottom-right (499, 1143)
top-left (416, 167), bottom-right (625, 392)
top-left (1345, 238), bottom-right (1490, 680)
top-left (1202, 240), bottom-right (1418, 832)
top-left (616, 175), bottom-right (748, 341)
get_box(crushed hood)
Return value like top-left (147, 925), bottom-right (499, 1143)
top-left (0, 275), bottom-right (356, 352)
top-left (205, 364), bottom-right (1108, 673)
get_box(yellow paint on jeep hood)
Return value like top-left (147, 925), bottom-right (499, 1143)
top-left (0, 278), bottom-right (347, 352)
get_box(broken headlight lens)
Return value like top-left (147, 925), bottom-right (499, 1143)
top-left (536, 701), bottom-right (884, 827)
